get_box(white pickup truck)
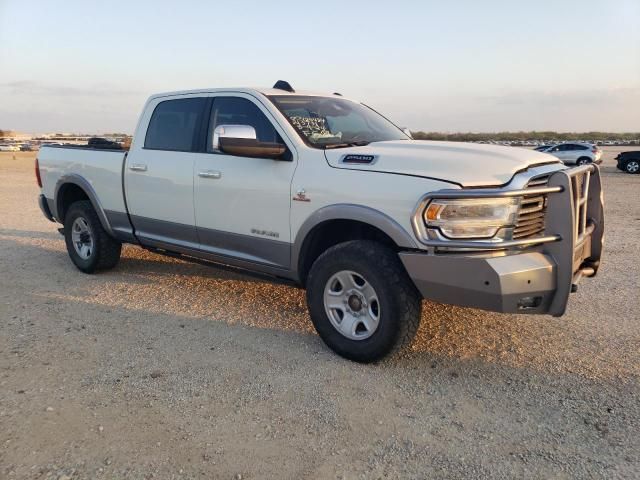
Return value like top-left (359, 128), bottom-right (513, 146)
top-left (36, 81), bottom-right (604, 362)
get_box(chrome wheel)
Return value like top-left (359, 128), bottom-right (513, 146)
top-left (71, 217), bottom-right (94, 259)
top-left (323, 270), bottom-right (380, 340)
top-left (577, 158), bottom-right (590, 166)
top-left (626, 161), bottom-right (639, 173)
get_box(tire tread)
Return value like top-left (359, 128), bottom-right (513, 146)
top-left (64, 200), bottom-right (121, 272)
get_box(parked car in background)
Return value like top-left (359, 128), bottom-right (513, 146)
top-left (87, 137), bottom-right (123, 150)
top-left (0, 144), bottom-right (20, 152)
top-left (540, 143), bottom-right (602, 166)
top-left (534, 145), bottom-right (555, 152)
top-left (20, 144), bottom-right (34, 152)
top-left (616, 151), bottom-right (640, 174)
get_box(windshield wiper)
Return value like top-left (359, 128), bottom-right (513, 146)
top-left (323, 140), bottom-right (371, 149)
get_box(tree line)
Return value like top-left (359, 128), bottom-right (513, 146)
top-left (410, 131), bottom-right (640, 142)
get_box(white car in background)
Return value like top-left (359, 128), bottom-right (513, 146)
top-left (540, 143), bottom-right (602, 166)
top-left (0, 144), bottom-right (21, 152)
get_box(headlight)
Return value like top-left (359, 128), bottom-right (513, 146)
top-left (423, 197), bottom-right (519, 239)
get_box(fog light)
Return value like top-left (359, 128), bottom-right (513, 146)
top-left (518, 296), bottom-right (542, 310)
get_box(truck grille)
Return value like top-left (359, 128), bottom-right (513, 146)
top-left (513, 175), bottom-right (550, 239)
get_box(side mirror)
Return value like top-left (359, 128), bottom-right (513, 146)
top-left (219, 137), bottom-right (287, 159)
top-left (212, 124), bottom-right (257, 151)
top-left (402, 127), bottom-right (413, 139)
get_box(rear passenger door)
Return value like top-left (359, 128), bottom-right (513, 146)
top-left (125, 96), bottom-right (208, 248)
top-left (561, 144), bottom-right (581, 164)
top-left (193, 94), bottom-right (297, 269)
top-left (549, 144), bottom-right (570, 163)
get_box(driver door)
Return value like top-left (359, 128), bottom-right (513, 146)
top-left (193, 94), bottom-right (296, 269)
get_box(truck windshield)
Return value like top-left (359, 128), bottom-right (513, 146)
top-left (268, 95), bottom-right (409, 149)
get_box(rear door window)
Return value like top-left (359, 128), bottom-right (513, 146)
top-left (145, 98), bottom-right (207, 151)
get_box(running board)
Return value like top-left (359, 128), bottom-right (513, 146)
top-left (142, 246), bottom-right (300, 288)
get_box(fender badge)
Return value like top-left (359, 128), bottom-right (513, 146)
top-left (293, 188), bottom-right (310, 202)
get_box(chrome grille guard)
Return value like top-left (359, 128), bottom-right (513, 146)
top-left (411, 164), bottom-right (604, 316)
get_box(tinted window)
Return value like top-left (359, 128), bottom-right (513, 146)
top-left (145, 98), bottom-right (207, 151)
top-left (208, 97), bottom-right (280, 152)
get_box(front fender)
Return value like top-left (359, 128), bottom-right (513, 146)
top-left (292, 203), bottom-right (418, 280)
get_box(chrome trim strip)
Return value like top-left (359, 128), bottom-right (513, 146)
top-left (416, 185), bottom-right (563, 200)
top-left (417, 234), bottom-right (561, 250)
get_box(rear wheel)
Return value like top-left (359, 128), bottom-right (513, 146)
top-left (576, 157), bottom-right (591, 166)
top-left (64, 200), bottom-right (121, 273)
top-left (624, 160), bottom-right (639, 174)
top-left (306, 240), bottom-right (421, 363)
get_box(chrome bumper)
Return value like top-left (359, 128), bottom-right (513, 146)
top-left (401, 164), bottom-right (604, 316)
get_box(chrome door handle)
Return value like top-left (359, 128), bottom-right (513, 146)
top-left (129, 164), bottom-right (147, 172)
top-left (198, 170), bottom-right (222, 179)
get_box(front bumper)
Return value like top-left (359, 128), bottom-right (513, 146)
top-left (400, 251), bottom-right (557, 313)
top-left (401, 164), bottom-right (604, 316)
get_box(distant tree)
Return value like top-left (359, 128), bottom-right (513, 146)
top-left (411, 131), bottom-right (640, 143)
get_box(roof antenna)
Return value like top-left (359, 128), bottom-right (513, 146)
top-left (273, 80), bottom-right (295, 93)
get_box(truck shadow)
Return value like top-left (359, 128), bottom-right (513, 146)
top-left (1, 231), bottom-right (636, 381)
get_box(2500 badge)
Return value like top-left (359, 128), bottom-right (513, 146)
top-left (251, 228), bottom-right (280, 239)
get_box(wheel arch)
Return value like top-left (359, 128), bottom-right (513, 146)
top-left (293, 204), bottom-right (418, 286)
top-left (54, 175), bottom-right (115, 236)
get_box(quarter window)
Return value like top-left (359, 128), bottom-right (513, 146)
top-left (145, 98), bottom-right (207, 151)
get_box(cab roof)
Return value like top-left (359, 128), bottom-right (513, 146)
top-left (149, 82), bottom-right (345, 101)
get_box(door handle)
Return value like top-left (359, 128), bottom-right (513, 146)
top-left (129, 164), bottom-right (147, 172)
top-left (198, 170), bottom-right (222, 179)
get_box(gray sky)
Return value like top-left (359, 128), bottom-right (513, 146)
top-left (1, 0), bottom-right (638, 133)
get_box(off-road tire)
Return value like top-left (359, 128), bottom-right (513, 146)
top-left (306, 240), bottom-right (421, 363)
top-left (64, 200), bottom-right (121, 273)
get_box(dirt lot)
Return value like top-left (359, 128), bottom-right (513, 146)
top-left (1, 148), bottom-right (639, 479)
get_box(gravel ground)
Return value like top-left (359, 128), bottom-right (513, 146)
top-left (1, 148), bottom-right (639, 479)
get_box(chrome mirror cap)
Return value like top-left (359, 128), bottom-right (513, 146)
top-left (212, 124), bottom-right (257, 150)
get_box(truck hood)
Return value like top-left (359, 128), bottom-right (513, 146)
top-left (323, 140), bottom-right (561, 187)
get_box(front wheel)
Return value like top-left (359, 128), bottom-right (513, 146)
top-left (306, 240), bottom-right (422, 363)
top-left (64, 200), bottom-right (122, 273)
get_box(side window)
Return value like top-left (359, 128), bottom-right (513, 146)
top-left (145, 98), bottom-right (207, 151)
top-left (207, 97), bottom-right (281, 152)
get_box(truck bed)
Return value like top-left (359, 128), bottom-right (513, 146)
top-left (38, 145), bottom-right (129, 217)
